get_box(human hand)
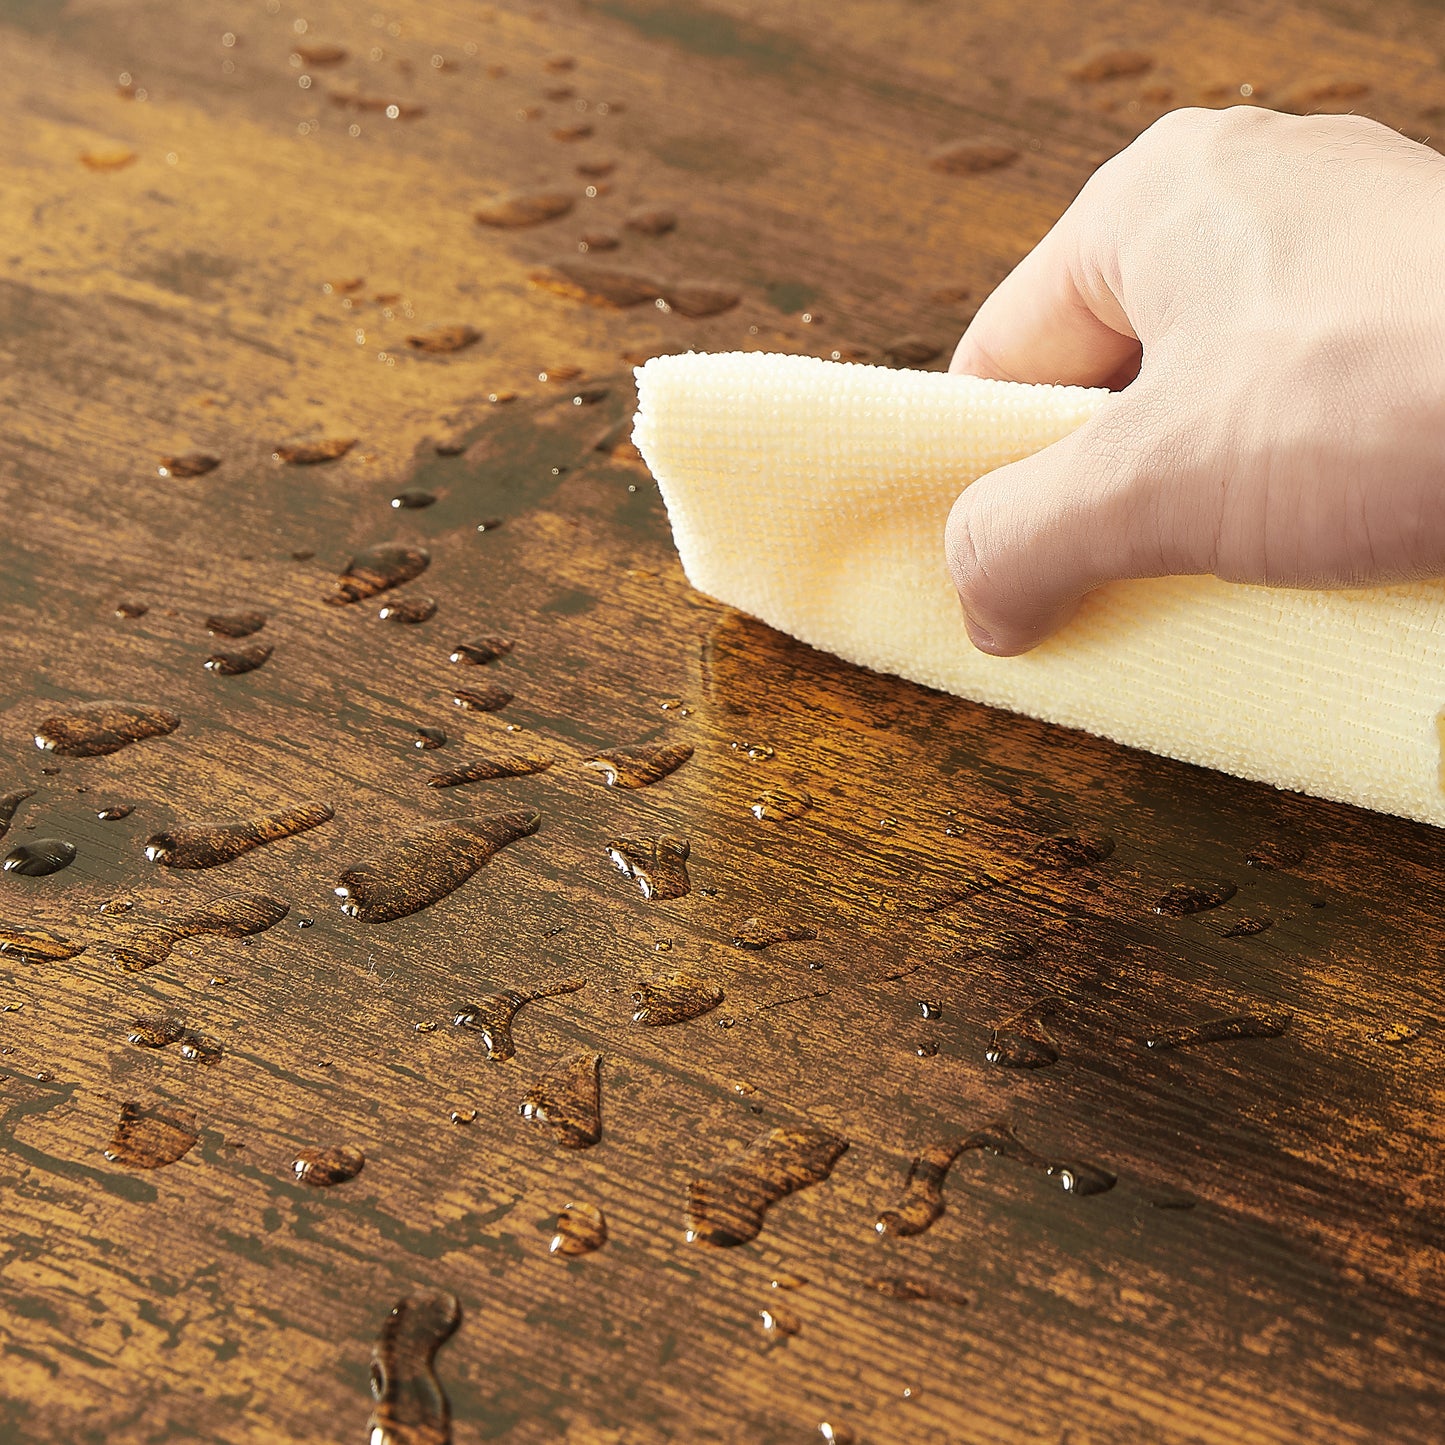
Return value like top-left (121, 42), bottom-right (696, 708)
top-left (944, 105), bottom-right (1445, 655)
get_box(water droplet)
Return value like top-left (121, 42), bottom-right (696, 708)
top-left (866, 1276), bottom-right (969, 1307)
top-left (157, 452), bottom-right (220, 478)
top-left (607, 835), bottom-right (690, 899)
top-left (519, 1052), bottom-right (602, 1149)
top-left (631, 970), bottom-right (723, 1025)
top-left (658, 697), bottom-right (690, 714)
top-left (551, 122), bottom-right (593, 142)
top-left (449, 1108), bottom-right (477, 1124)
top-left (928, 139), bottom-right (1018, 173)
top-left (759, 1303), bottom-right (800, 1340)
top-left (0, 923), bottom-right (85, 963)
top-left (34, 701), bottom-right (180, 757)
top-left (414, 726), bottom-right (447, 750)
top-left (730, 917), bottom-right (818, 950)
top-left (205, 610), bottom-right (267, 638)
top-left (107, 893), bottom-right (290, 972)
top-left (571, 386), bottom-right (610, 405)
top-left (625, 207), bottom-right (677, 236)
top-left (128, 1016), bottom-right (222, 1065)
top-left (918, 1000), bottom-right (943, 1020)
top-left (550, 1201), bottom-right (607, 1256)
top-left (293, 42), bottom-right (348, 65)
top-left (449, 635), bottom-right (514, 665)
top-left (99, 899), bottom-right (133, 915)
top-left (985, 997), bottom-right (1061, 1068)
top-left (685, 1127), bottom-right (848, 1246)
top-left (293, 1143), bottom-right (365, 1186)
top-left (405, 324), bottom-right (480, 355)
top-left (326, 542), bottom-right (431, 605)
top-left (583, 741), bottom-right (694, 788)
top-left (366, 1291), bottom-right (460, 1445)
top-left (883, 335), bottom-right (943, 366)
top-left (914, 1041), bottom-right (938, 1058)
top-left (272, 437), bottom-right (356, 465)
top-left (730, 741), bottom-right (774, 761)
top-left (204, 640), bottom-right (274, 675)
top-left (876, 1123), bottom-right (1115, 1237)
top-left (474, 191), bottom-right (574, 227)
top-left (529, 260), bottom-right (663, 308)
top-left (143, 801), bottom-right (334, 868)
top-left (1364, 1022), bottom-right (1420, 1045)
top-left (576, 159), bottom-right (616, 178)
top-left (3, 839), bottom-right (77, 876)
top-left (0, 789), bottom-right (35, 841)
top-left (1030, 832), bottom-right (1114, 867)
top-left (819, 1421), bottom-right (856, 1444)
top-left (114, 600), bottom-right (149, 618)
top-left (391, 488), bottom-right (438, 510)
top-left (664, 282), bottom-right (739, 318)
top-left (379, 594), bottom-right (438, 625)
top-left (1066, 44), bottom-right (1154, 81)
top-left (1142, 1012), bottom-right (1290, 1051)
top-left (425, 754), bottom-right (554, 788)
top-left (335, 812), bottom-right (540, 922)
top-left (451, 683), bottom-right (513, 712)
top-left (452, 976), bottom-right (586, 1060)
top-left (1244, 838), bottom-right (1305, 870)
top-left (1154, 881), bottom-right (1238, 916)
top-left (1222, 916), bottom-right (1272, 938)
top-left (749, 788), bottom-right (811, 821)
top-left (104, 1101), bottom-right (198, 1168)
top-left (577, 231), bottom-right (619, 252)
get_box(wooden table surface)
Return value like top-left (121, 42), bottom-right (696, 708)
top-left (1, 1), bottom-right (1442, 1441)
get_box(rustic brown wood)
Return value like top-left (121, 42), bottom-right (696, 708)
top-left (1, 1), bottom-right (1442, 1442)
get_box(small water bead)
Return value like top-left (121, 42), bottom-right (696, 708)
top-left (631, 971), bottom-right (723, 1026)
top-left (205, 610), bottom-right (267, 638)
top-left (819, 1424), bottom-right (856, 1445)
top-left (607, 835), bottom-right (691, 899)
top-left (1143, 1012), bottom-right (1291, 1051)
top-left (749, 788), bottom-right (811, 821)
top-left (1222, 916), bottom-right (1273, 938)
top-left (475, 516), bottom-right (504, 533)
top-left (3, 839), bottom-right (77, 876)
top-left (99, 899), bottom-right (133, 915)
top-left (730, 741), bottom-right (774, 761)
top-left (35, 701), bottom-right (180, 757)
top-left (449, 636), bottom-right (514, 666)
top-left (104, 1101), bottom-right (198, 1168)
top-left (914, 1042), bottom-right (939, 1058)
top-left (326, 542), bottom-right (431, 605)
top-left (272, 436), bottom-right (356, 465)
top-left (335, 812), bottom-right (540, 923)
top-left (114, 600), bottom-right (149, 618)
top-left (730, 917), bottom-right (818, 950)
top-left (549, 1201), bottom-right (607, 1256)
top-left (425, 754), bottom-right (554, 788)
top-left (450, 1108), bottom-right (478, 1124)
top-left (379, 594), bottom-right (438, 624)
top-left (759, 1304), bottom-right (800, 1340)
top-left (406, 325), bottom-right (480, 354)
top-left (128, 1016), bottom-right (222, 1065)
top-left (452, 976), bottom-right (586, 1061)
top-left (414, 727), bottom-right (447, 750)
top-left (157, 452), bottom-right (220, 478)
top-left (685, 1127), bottom-right (849, 1246)
top-left (292, 1143), bottom-right (365, 1186)
top-left (583, 741), bottom-right (694, 788)
top-left (204, 641), bottom-right (273, 675)
top-left (391, 488), bottom-right (437, 509)
top-left (1155, 880), bottom-right (1238, 916)
top-left (366, 1291), bottom-right (461, 1445)
top-left (144, 801), bottom-right (334, 868)
top-left (519, 1052), bottom-right (602, 1149)
top-left (452, 683), bottom-right (513, 712)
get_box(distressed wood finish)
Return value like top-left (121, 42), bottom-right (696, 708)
top-left (1, 2), bottom-right (1443, 1442)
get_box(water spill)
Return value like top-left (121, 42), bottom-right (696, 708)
top-left (272, 437), bottom-right (356, 465)
top-left (1155, 881), bottom-right (1238, 916)
top-left (425, 755), bottom-right (554, 788)
top-left (128, 1016), bottom-right (222, 1064)
top-left (452, 976), bottom-right (586, 1060)
top-left (474, 191), bottom-right (574, 226)
top-left (867, 1277), bottom-right (969, 1307)
top-left (1066, 44), bottom-right (1155, 81)
top-left (1245, 838), bottom-right (1305, 870)
top-left (876, 1123), bottom-right (1114, 1236)
top-left (335, 812), bottom-right (539, 922)
top-left (626, 208), bottom-right (678, 236)
top-left (292, 1142), bottom-right (365, 1186)
top-left (759, 1304), bottom-right (800, 1340)
top-left (414, 727), bottom-right (447, 750)
top-left (519, 1052), bottom-right (601, 1148)
top-left (0, 789), bottom-right (34, 840)
top-left (550, 1201), bottom-right (607, 1256)
top-left (115, 600), bottom-right (148, 618)
top-left (451, 684), bottom-right (513, 712)
top-left (34, 702), bottom-right (180, 757)
top-left (107, 893), bottom-right (290, 972)
top-left (206, 610), bottom-right (267, 638)
top-left (3, 839), bottom-right (77, 876)
top-left (326, 543), bottom-right (431, 604)
top-left (986, 997), bottom-right (1061, 1068)
top-left (631, 970), bottom-right (723, 1025)
top-left (583, 741), bottom-right (694, 788)
top-left (1222, 916), bottom-right (1272, 938)
top-left (367, 1291), bottom-right (460, 1445)
top-left (750, 788), bottom-right (811, 821)
top-left (0, 923), bottom-right (86, 962)
top-left (929, 140), bottom-right (1018, 173)
top-left (731, 917), bottom-right (818, 950)
top-left (1143, 1012), bottom-right (1291, 1051)
top-left (380, 595), bottom-right (438, 624)
top-left (158, 452), bottom-right (220, 478)
top-left (607, 835), bottom-right (691, 899)
top-left (144, 801), bottom-right (334, 868)
top-left (392, 489), bottom-right (438, 510)
top-left (450, 636), bottom-right (514, 665)
top-left (204, 641), bottom-right (274, 675)
top-left (104, 1101), bottom-right (198, 1168)
top-left (407, 325), bottom-right (481, 354)
top-left (685, 1127), bottom-right (848, 1246)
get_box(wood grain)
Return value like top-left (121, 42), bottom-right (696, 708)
top-left (0, 2), bottom-right (1442, 1442)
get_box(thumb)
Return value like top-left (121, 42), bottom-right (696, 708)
top-left (945, 397), bottom-right (1206, 655)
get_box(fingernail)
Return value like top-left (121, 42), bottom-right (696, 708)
top-left (965, 617), bottom-right (998, 653)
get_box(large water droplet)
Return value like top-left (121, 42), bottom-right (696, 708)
top-left (273, 436), bottom-right (356, 465)
top-left (0, 922), bottom-right (86, 963)
top-left (452, 976), bottom-right (586, 1061)
top-left (1154, 880), bottom-right (1237, 916)
top-left (34, 701), bottom-right (180, 757)
top-left (519, 1052), bottom-right (601, 1149)
top-left (550, 1201), bottom-right (607, 1256)
top-left (325, 542), bottom-right (431, 605)
top-left (425, 755), bottom-right (554, 788)
top-left (583, 741), bottom-right (694, 788)
top-left (607, 835), bottom-right (690, 899)
top-left (1143, 1012), bottom-right (1290, 1051)
top-left (292, 1143), bottom-right (365, 1186)
top-left (379, 595), bottom-right (438, 625)
top-left (128, 1016), bottom-right (222, 1065)
top-left (3, 839), bottom-right (77, 876)
top-left (449, 636), bottom-right (514, 665)
top-left (631, 970), bottom-right (723, 1025)
top-left (730, 917), bottom-right (818, 950)
top-left (205, 610), bottom-right (267, 638)
top-left (144, 801), bottom-right (334, 868)
top-left (474, 191), bottom-right (574, 227)
top-left (0, 789), bottom-right (35, 841)
top-left (750, 788), bottom-right (811, 821)
top-left (107, 893), bottom-right (290, 972)
top-left (366, 1291), bottom-right (461, 1445)
top-left (104, 1101), bottom-right (198, 1168)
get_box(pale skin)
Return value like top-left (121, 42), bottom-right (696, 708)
top-left (945, 105), bottom-right (1445, 655)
